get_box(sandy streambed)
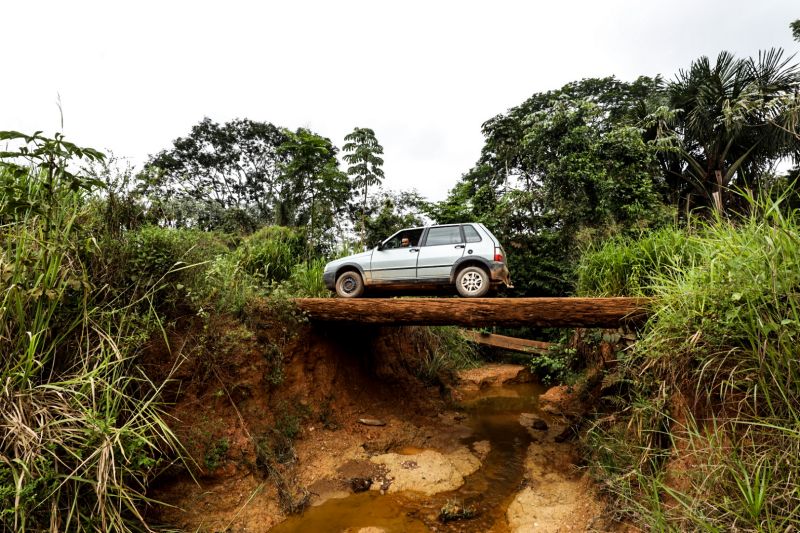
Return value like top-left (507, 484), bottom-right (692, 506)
top-left (268, 364), bottom-right (618, 533)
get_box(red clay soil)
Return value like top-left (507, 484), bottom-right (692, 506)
top-left (140, 300), bottom-right (457, 531)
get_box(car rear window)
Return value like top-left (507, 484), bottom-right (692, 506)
top-left (425, 226), bottom-right (463, 246)
top-left (463, 225), bottom-right (482, 243)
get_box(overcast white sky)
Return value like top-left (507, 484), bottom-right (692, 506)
top-left (1, 1), bottom-right (798, 201)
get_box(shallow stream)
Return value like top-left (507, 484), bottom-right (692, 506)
top-left (270, 382), bottom-right (546, 533)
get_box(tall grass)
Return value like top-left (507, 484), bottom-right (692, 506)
top-left (578, 192), bottom-right (800, 531)
top-left (0, 132), bottom-right (181, 531)
top-left (416, 326), bottom-right (480, 383)
top-left (235, 225), bottom-right (307, 283)
top-left (576, 226), bottom-right (701, 296)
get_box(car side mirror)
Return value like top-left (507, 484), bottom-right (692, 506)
top-left (376, 243), bottom-right (383, 251)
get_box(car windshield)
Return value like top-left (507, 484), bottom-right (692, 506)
top-left (382, 228), bottom-right (423, 250)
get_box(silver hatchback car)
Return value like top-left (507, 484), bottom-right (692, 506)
top-left (323, 223), bottom-right (512, 298)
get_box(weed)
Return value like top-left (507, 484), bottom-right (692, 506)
top-left (439, 498), bottom-right (477, 522)
top-left (253, 401), bottom-right (312, 515)
top-left (529, 344), bottom-right (578, 385)
top-left (416, 326), bottom-right (480, 383)
top-left (317, 395), bottom-right (340, 430)
top-left (204, 438), bottom-right (230, 470)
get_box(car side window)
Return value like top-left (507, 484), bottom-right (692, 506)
top-left (382, 228), bottom-right (423, 250)
top-left (463, 225), bottom-right (482, 243)
top-left (424, 226), bottom-right (463, 246)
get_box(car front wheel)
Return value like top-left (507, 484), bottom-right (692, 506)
top-left (456, 266), bottom-right (490, 297)
top-left (335, 271), bottom-right (364, 298)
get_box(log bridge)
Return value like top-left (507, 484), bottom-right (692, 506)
top-left (293, 297), bottom-right (650, 328)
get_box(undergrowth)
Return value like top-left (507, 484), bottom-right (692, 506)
top-left (416, 326), bottom-right (480, 383)
top-left (578, 192), bottom-right (800, 531)
top-left (0, 131), bottom-right (182, 532)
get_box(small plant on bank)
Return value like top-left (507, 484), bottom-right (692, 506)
top-left (529, 344), bottom-right (579, 386)
top-left (204, 438), bottom-right (230, 471)
top-left (317, 395), bottom-right (340, 430)
top-left (417, 326), bottom-right (480, 383)
top-left (254, 401), bottom-right (312, 514)
top-left (439, 498), bottom-right (478, 522)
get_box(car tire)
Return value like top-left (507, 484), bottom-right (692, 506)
top-left (455, 266), bottom-right (490, 298)
top-left (335, 270), bottom-right (364, 298)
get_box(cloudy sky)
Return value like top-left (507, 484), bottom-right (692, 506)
top-left (2, 1), bottom-right (798, 200)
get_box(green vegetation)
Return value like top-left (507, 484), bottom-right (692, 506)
top-left (430, 47), bottom-right (800, 296)
top-left (0, 132), bottom-right (182, 532)
top-left (529, 344), bottom-right (579, 386)
top-left (0, 131), bottom-right (336, 530)
top-left (416, 326), bottom-right (481, 384)
top-left (3, 19), bottom-right (800, 532)
top-left (254, 401), bottom-right (313, 514)
top-left (578, 192), bottom-right (800, 530)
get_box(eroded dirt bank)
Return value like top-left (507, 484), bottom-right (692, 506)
top-left (144, 309), bottom-right (619, 532)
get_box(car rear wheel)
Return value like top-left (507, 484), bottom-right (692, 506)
top-left (335, 270), bottom-right (364, 298)
top-left (456, 266), bottom-right (490, 297)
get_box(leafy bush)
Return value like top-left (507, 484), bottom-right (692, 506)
top-left (122, 226), bottom-right (231, 300)
top-left (529, 344), bottom-right (578, 386)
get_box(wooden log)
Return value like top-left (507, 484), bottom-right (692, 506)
top-left (293, 297), bottom-right (650, 328)
top-left (461, 330), bottom-right (553, 354)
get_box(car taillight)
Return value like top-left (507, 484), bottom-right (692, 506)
top-left (494, 247), bottom-right (504, 262)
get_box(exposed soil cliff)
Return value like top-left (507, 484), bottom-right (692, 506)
top-left (142, 301), bottom-right (460, 531)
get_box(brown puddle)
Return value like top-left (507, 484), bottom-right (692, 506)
top-left (270, 382), bottom-right (546, 533)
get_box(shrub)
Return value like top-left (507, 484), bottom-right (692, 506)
top-left (122, 226), bottom-right (231, 301)
top-left (236, 226), bottom-right (307, 283)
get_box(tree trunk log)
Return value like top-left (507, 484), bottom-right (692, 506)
top-left (293, 297), bottom-right (650, 328)
top-left (461, 330), bottom-right (553, 354)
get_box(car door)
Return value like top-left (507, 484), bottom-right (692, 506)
top-left (370, 228), bottom-right (424, 281)
top-left (416, 225), bottom-right (466, 280)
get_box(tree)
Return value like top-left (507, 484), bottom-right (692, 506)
top-left (792, 20), bottom-right (800, 42)
top-left (278, 128), bottom-right (349, 255)
top-left (140, 118), bottom-right (289, 232)
top-left (353, 189), bottom-right (426, 248)
top-left (658, 49), bottom-right (800, 213)
top-left (342, 127), bottom-right (385, 249)
top-left (429, 77), bottom-right (670, 296)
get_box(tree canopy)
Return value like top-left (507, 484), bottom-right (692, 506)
top-left (430, 48), bottom-right (800, 295)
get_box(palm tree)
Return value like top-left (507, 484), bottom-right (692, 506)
top-left (662, 49), bottom-right (800, 213)
top-left (343, 128), bottom-right (385, 248)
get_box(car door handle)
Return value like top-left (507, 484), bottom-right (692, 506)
top-left (410, 248), bottom-right (419, 252)
top-left (454, 244), bottom-right (465, 249)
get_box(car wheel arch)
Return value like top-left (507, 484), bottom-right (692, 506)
top-left (450, 257), bottom-right (491, 282)
top-left (335, 263), bottom-right (366, 281)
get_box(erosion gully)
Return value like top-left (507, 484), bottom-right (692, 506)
top-left (270, 382), bottom-right (545, 532)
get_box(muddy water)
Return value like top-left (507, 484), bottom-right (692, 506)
top-left (270, 382), bottom-right (546, 533)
